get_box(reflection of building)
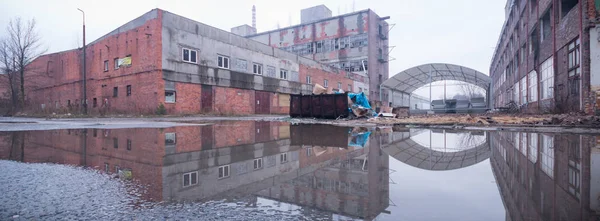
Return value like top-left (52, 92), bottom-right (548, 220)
top-left (0, 122), bottom-right (389, 219)
top-left (255, 130), bottom-right (389, 220)
top-left (0, 121), bottom-right (290, 202)
top-left (489, 131), bottom-right (600, 220)
top-left (381, 128), bottom-right (490, 171)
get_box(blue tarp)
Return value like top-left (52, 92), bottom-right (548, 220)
top-left (348, 131), bottom-right (371, 148)
top-left (348, 92), bottom-right (371, 109)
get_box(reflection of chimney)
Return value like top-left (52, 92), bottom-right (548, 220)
top-left (252, 5), bottom-right (256, 30)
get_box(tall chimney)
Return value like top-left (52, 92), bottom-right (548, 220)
top-left (252, 5), bottom-right (256, 30)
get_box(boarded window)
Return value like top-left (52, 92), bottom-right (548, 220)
top-left (278, 94), bottom-right (290, 107)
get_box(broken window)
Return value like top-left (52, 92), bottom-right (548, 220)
top-left (541, 9), bottom-right (551, 42)
top-left (316, 41), bottom-right (324, 53)
top-left (217, 55), bottom-right (229, 69)
top-left (165, 91), bottom-right (176, 103)
top-left (113, 87), bottom-right (118, 97)
top-left (165, 132), bottom-right (176, 145)
top-left (126, 85), bottom-right (131, 96)
top-left (561, 0), bottom-right (578, 18)
top-left (126, 139), bottom-right (132, 151)
top-left (568, 38), bottom-right (581, 77)
top-left (104, 60), bottom-right (109, 72)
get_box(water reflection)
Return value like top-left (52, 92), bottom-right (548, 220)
top-left (489, 131), bottom-right (600, 221)
top-left (381, 128), bottom-right (490, 170)
top-left (3, 122), bottom-right (600, 220)
top-left (0, 121), bottom-right (390, 220)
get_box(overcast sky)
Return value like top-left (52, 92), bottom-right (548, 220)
top-left (0, 0), bottom-right (506, 99)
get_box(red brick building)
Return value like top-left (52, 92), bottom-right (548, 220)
top-left (490, 0), bottom-right (600, 114)
top-left (14, 9), bottom-right (359, 115)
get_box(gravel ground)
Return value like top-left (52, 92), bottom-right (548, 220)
top-left (0, 160), bottom-right (327, 221)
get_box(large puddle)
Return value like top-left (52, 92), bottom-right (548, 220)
top-left (0, 121), bottom-right (597, 220)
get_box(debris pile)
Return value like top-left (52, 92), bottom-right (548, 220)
top-left (365, 113), bottom-right (600, 127)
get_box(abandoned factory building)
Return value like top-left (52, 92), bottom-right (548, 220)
top-left (490, 0), bottom-right (600, 114)
top-left (17, 7), bottom-right (379, 115)
top-left (240, 5), bottom-right (391, 106)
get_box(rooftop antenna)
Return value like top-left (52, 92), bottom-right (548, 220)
top-left (252, 5), bottom-right (256, 30)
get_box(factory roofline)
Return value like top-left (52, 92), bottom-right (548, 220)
top-left (245, 9), bottom-right (374, 38)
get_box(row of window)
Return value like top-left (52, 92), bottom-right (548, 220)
top-left (495, 38), bottom-right (580, 106)
top-left (40, 85), bottom-right (132, 110)
top-left (103, 56), bottom-right (132, 72)
top-left (493, 0), bottom-right (579, 89)
top-left (492, 131), bottom-right (581, 199)
top-left (182, 48), bottom-right (295, 80)
top-left (278, 34), bottom-right (369, 56)
top-left (181, 153), bottom-right (291, 187)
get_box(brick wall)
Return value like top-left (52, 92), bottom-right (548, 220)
top-left (298, 63), bottom-right (354, 92)
top-left (213, 86), bottom-right (255, 115)
top-left (22, 10), bottom-right (163, 115)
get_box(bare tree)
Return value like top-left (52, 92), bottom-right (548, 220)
top-left (3, 17), bottom-right (46, 108)
top-left (0, 38), bottom-right (19, 113)
top-left (458, 83), bottom-right (485, 100)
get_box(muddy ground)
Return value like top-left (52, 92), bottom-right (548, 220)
top-left (2, 113), bottom-right (600, 133)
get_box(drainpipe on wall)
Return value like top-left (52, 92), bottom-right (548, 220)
top-left (579, 0), bottom-right (584, 112)
top-left (552, 0), bottom-right (557, 112)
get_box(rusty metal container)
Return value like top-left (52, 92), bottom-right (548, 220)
top-left (290, 93), bottom-right (349, 119)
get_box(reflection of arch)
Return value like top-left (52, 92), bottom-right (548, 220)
top-left (382, 130), bottom-right (490, 171)
top-left (381, 63), bottom-right (492, 107)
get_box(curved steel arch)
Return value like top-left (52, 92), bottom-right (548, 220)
top-left (382, 63), bottom-right (491, 93)
top-left (381, 130), bottom-right (490, 171)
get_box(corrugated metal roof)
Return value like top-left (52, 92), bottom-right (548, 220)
top-left (381, 63), bottom-right (491, 93)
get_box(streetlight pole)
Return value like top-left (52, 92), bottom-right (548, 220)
top-left (78, 8), bottom-right (87, 115)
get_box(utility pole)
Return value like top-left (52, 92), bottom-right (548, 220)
top-left (78, 8), bottom-right (87, 115)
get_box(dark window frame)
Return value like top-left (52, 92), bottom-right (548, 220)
top-left (126, 85), bottom-right (132, 96)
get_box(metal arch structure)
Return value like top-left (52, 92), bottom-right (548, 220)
top-left (381, 63), bottom-right (492, 108)
top-left (381, 130), bottom-right (490, 171)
